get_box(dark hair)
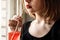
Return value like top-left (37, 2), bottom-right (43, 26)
top-left (43, 0), bottom-right (60, 21)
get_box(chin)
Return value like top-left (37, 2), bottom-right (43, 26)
top-left (26, 8), bottom-right (34, 12)
top-left (29, 13), bottom-right (36, 18)
top-left (27, 10), bottom-right (35, 13)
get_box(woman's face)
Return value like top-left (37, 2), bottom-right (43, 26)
top-left (24, 0), bottom-right (44, 14)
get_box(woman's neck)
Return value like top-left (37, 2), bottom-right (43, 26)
top-left (35, 13), bottom-right (55, 24)
top-left (35, 13), bottom-right (44, 23)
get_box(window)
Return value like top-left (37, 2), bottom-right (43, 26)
top-left (0, 0), bottom-right (23, 40)
top-left (0, 0), bottom-right (8, 40)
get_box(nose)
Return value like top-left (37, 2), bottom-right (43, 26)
top-left (25, 0), bottom-right (31, 3)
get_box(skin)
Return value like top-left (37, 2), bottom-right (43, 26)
top-left (9, 15), bottom-right (22, 32)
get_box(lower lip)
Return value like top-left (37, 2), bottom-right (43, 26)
top-left (26, 5), bottom-right (32, 9)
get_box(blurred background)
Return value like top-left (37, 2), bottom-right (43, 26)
top-left (0, 0), bottom-right (33, 40)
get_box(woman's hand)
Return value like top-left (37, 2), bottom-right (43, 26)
top-left (9, 15), bottom-right (23, 27)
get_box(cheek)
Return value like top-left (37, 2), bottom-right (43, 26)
top-left (34, 4), bottom-right (41, 10)
top-left (32, 0), bottom-right (43, 11)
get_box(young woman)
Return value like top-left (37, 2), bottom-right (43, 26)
top-left (9, 0), bottom-right (60, 40)
top-left (20, 0), bottom-right (60, 40)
